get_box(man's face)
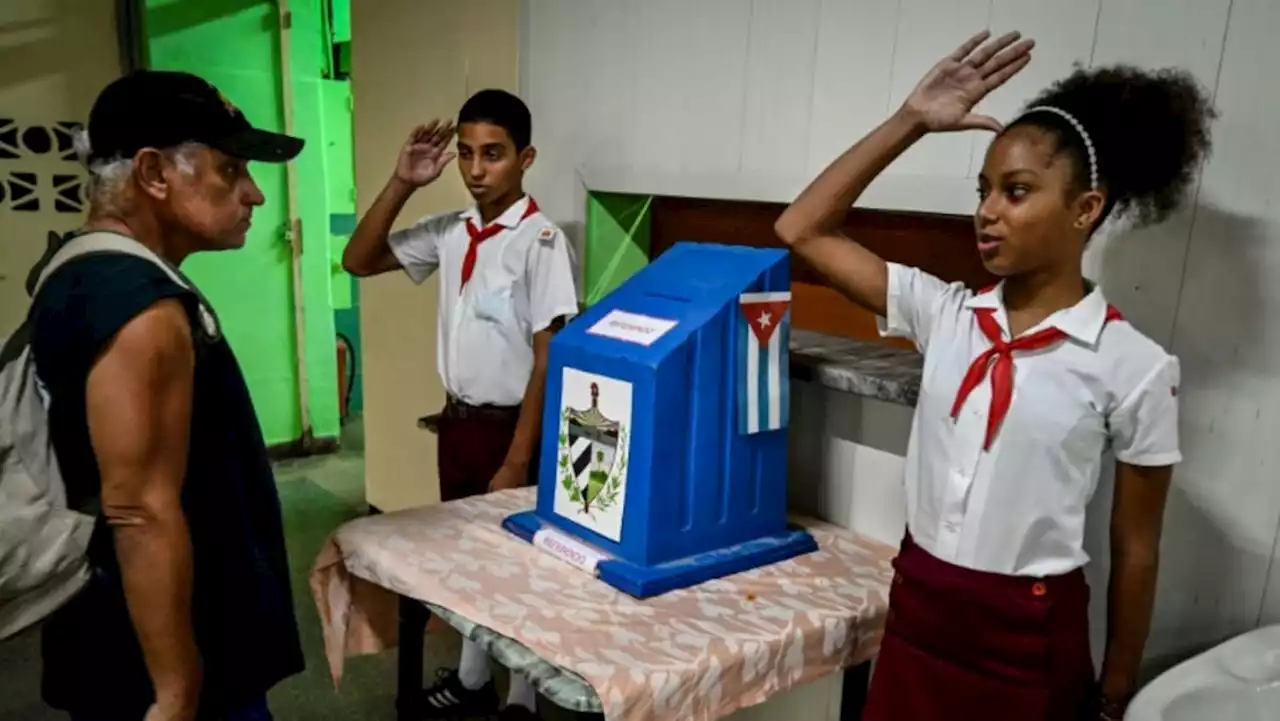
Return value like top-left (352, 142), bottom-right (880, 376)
top-left (456, 121), bottom-right (533, 205)
top-left (159, 145), bottom-right (265, 250)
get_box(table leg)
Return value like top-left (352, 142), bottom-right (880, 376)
top-left (840, 660), bottom-right (872, 721)
top-left (397, 594), bottom-right (431, 721)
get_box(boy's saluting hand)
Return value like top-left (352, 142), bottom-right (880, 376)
top-left (396, 120), bottom-right (457, 188)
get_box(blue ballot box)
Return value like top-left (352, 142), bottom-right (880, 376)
top-left (503, 241), bottom-right (817, 598)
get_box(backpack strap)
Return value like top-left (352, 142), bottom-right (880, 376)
top-left (24, 231), bottom-right (65, 298)
top-left (34, 231), bottom-right (221, 341)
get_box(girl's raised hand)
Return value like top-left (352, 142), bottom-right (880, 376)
top-left (901, 30), bottom-right (1035, 133)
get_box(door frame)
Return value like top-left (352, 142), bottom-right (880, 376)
top-left (115, 0), bottom-right (147, 72)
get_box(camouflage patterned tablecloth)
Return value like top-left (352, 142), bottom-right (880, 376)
top-left (311, 488), bottom-right (895, 721)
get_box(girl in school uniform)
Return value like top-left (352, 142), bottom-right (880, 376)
top-left (775, 30), bottom-right (1215, 721)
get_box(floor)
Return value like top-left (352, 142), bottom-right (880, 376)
top-left (0, 418), bottom-right (511, 721)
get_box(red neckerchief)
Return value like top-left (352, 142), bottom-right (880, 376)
top-left (460, 197), bottom-right (540, 289)
top-left (951, 287), bottom-right (1123, 450)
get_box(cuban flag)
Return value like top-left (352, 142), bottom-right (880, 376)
top-left (738, 291), bottom-right (791, 434)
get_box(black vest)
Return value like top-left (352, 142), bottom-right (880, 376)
top-left (29, 252), bottom-right (304, 719)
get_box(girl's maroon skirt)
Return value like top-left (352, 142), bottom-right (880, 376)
top-left (864, 534), bottom-right (1096, 721)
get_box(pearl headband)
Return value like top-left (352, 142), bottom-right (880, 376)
top-left (1018, 106), bottom-right (1099, 190)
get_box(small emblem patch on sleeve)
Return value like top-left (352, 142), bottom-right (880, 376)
top-left (538, 227), bottom-right (557, 245)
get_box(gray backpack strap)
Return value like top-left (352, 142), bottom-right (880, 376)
top-left (34, 231), bottom-right (221, 340)
top-left (35, 231), bottom-right (187, 295)
top-left (24, 231), bottom-right (65, 298)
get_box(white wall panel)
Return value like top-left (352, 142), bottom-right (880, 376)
top-left (789, 383), bottom-right (912, 547)
top-left (739, 0), bottom-right (823, 180)
top-left (629, 0), bottom-right (749, 178)
top-left (805, 0), bottom-right (902, 177)
top-left (883, 0), bottom-right (992, 180)
top-left (1165, 0), bottom-right (1280, 642)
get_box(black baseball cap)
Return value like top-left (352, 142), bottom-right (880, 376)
top-left (87, 69), bottom-right (304, 164)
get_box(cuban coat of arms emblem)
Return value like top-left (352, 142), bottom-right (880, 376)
top-left (555, 368), bottom-right (632, 542)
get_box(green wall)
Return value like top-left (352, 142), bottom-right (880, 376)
top-left (144, 0), bottom-right (354, 445)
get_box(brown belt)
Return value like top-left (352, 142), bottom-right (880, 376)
top-left (441, 395), bottom-right (521, 422)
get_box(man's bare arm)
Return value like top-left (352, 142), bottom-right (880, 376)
top-left (86, 298), bottom-right (200, 718)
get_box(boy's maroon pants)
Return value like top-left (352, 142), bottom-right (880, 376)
top-left (435, 397), bottom-right (537, 502)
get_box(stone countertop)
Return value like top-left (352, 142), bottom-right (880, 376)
top-left (790, 329), bottom-right (922, 406)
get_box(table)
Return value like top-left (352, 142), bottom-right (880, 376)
top-left (312, 488), bottom-right (895, 721)
top-left (396, 597), bottom-right (873, 720)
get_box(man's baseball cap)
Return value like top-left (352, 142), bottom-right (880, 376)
top-left (86, 70), bottom-right (304, 164)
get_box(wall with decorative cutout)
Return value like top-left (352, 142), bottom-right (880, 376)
top-left (0, 0), bottom-right (120, 331)
top-left (0, 118), bottom-right (86, 214)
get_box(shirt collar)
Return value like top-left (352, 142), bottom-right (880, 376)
top-left (460, 194), bottom-right (534, 229)
top-left (962, 279), bottom-right (1110, 345)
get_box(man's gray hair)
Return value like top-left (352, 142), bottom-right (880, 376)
top-left (73, 128), bottom-right (201, 215)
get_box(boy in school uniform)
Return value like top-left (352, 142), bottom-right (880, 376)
top-left (343, 90), bottom-right (578, 720)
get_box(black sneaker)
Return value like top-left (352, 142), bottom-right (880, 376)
top-left (419, 668), bottom-right (499, 719)
top-left (498, 705), bottom-right (541, 721)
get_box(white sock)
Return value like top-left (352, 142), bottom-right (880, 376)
top-left (506, 671), bottom-right (537, 711)
top-left (457, 638), bottom-right (492, 690)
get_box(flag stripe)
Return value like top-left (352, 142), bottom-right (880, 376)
top-left (780, 309), bottom-right (790, 428)
top-left (739, 291), bottom-right (792, 303)
top-left (746, 318), bottom-right (760, 434)
top-left (767, 320), bottom-right (781, 429)
top-left (756, 336), bottom-right (768, 432)
top-left (737, 310), bottom-right (748, 434)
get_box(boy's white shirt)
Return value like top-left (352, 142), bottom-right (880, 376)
top-left (388, 194), bottom-right (579, 406)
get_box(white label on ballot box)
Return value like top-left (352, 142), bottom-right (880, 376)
top-left (532, 527), bottom-right (609, 574)
top-left (586, 309), bottom-right (677, 346)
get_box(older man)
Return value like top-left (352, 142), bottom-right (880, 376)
top-left (28, 70), bottom-right (305, 721)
